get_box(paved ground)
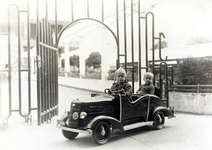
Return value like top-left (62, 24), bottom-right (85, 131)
top-left (0, 85), bottom-right (212, 150)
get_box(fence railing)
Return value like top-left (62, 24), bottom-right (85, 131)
top-left (171, 84), bottom-right (212, 93)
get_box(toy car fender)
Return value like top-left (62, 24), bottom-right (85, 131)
top-left (87, 115), bottom-right (124, 132)
top-left (152, 106), bottom-right (175, 119)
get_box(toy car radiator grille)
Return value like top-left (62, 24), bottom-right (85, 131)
top-left (68, 103), bottom-right (81, 128)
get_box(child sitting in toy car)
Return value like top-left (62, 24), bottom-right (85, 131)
top-left (136, 72), bottom-right (155, 95)
top-left (111, 67), bottom-right (132, 97)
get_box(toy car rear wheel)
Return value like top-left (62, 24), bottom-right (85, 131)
top-left (62, 129), bottom-right (79, 140)
top-left (92, 121), bottom-right (111, 145)
top-left (153, 111), bottom-right (165, 130)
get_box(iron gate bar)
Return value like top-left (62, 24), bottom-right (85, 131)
top-left (154, 33), bottom-right (167, 61)
top-left (102, 0), bottom-right (104, 22)
top-left (116, 0), bottom-right (120, 69)
top-left (87, 0), bottom-right (89, 18)
top-left (5, 3), bottom-right (32, 121)
top-left (170, 66), bottom-right (173, 87)
top-left (145, 12), bottom-right (154, 73)
top-left (39, 21), bottom-right (44, 124)
top-left (36, 0), bottom-right (40, 126)
top-left (41, 18), bottom-right (46, 123)
top-left (158, 33), bottom-right (167, 61)
top-left (138, 0), bottom-right (142, 86)
top-left (48, 22), bottom-right (53, 118)
top-left (25, 0), bottom-right (32, 118)
top-left (140, 16), bottom-right (148, 72)
top-left (48, 21), bottom-right (55, 119)
top-left (50, 26), bottom-right (56, 117)
top-left (17, 5), bottom-right (22, 117)
top-left (57, 18), bottom-right (118, 48)
top-left (45, 16), bottom-right (50, 122)
top-left (146, 12), bottom-right (155, 75)
top-left (45, 17), bottom-right (48, 123)
top-left (123, 0), bottom-right (127, 71)
top-left (71, 0), bottom-right (74, 21)
top-left (50, 27), bottom-right (56, 116)
top-left (55, 0), bottom-right (58, 47)
top-left (159, 62), bottom-right (168, 107)
top-left (8, 4), bottom-right (21, 118)
top-left (45, 1), bottom-right (49, 122)
top-left (39, 42), bottom-right (58, 51)
top-left (49, 22), bottom-right (52, 117)
top-left (131, 0), bottom-right (135, 92)
top-left (55, 0), bottom-right (59, 116)
top-left (46, 3), bottom-right (50, 123)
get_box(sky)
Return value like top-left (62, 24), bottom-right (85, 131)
top-left (1, 0), bottom-right (212, 48)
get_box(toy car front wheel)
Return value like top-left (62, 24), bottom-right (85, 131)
top-left (153, 111), bottom-right (165, 130)
top-left (92, 121), bottom-right (111, 145)
top-left (62, 129), bottom-right (79, 140)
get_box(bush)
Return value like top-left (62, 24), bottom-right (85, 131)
top-left (107, 72), bottom-right (115, 80)
top-left (174, 57), bottom-right (212, 85)
top-left (67, 71), bottom-right (80, 78)
top-left (82, 72), bottom-right (101, 79)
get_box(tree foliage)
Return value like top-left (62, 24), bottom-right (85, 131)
top-left (85, 51), bottom-right (101, 70)
top-left (174, 57), bottom-right (212, 85)
top-left (187, 36), bottom-right (212, 45)
top-left (152, 40), bottom-right (168, 50)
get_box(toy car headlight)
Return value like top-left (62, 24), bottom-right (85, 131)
top-left (72, 112), bottom-right (79, 120)
top-left (80, 112), bottom-right (87, 119)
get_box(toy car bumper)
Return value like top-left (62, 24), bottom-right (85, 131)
top-left (56, 119), bottom-right (92, 134)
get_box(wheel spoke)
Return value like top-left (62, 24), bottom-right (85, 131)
top-left (101, 125), bottom-right (106, 136)
top-left (158, 114), bottom-right (162, 123)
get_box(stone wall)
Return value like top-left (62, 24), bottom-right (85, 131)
top-left (169, 92), bottom-right (212, 115)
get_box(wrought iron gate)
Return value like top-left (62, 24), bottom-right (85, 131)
top-left (0, 0), bottom-right (171, 127)
top-left (0, 1), bottom-right (33, 128)
top-left (35, 0), bottom-right (59, 126)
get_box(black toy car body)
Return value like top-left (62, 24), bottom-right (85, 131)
top-left (57, 89), bottom-right (175, 145)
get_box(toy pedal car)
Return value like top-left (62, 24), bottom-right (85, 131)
top-left (57, 88), bottom-right (175, 145)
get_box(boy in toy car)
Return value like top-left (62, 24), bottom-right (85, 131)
top-left (111, 67), bottom-right (132, 97)
top-left (136, 72), bottom-right (155, 95)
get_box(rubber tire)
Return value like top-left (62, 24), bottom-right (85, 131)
top-left (153, 111), bottom-right (165, 130)
top-left (92, 121), bottom-right (111, 145)
top-left (62, 129), bottom-right (79, 140)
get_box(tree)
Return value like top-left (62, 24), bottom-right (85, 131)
top-left (151, 40), bottom-right (168, 50)
top-left (70, 54), bottom-right (79, 72)
top-left (187, 36), bottom-right (212, 45)
top-left (174, 57), bottom-right (212, 85)
top-left (85, 51), bottom-right (101, 71)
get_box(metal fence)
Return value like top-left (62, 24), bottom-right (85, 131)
top-left (171, 84), bottom-right (212, 93)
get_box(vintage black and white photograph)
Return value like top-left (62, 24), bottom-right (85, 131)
top-left (0, 0), bottom-right (212, 149)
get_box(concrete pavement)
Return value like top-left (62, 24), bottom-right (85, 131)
top-left (0, 85), bottom-right (212, 150)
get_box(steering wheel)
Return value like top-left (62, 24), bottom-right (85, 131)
top-left (104, 88), bottom-right (125, 95)
top-left (104, 88), bottom-right (112, 94)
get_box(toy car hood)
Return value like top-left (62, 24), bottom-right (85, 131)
top-left (72, 93), bottom-right (115, 103)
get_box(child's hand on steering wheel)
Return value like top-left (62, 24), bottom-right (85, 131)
top-left (120, 89), bottom-right (125, 94)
